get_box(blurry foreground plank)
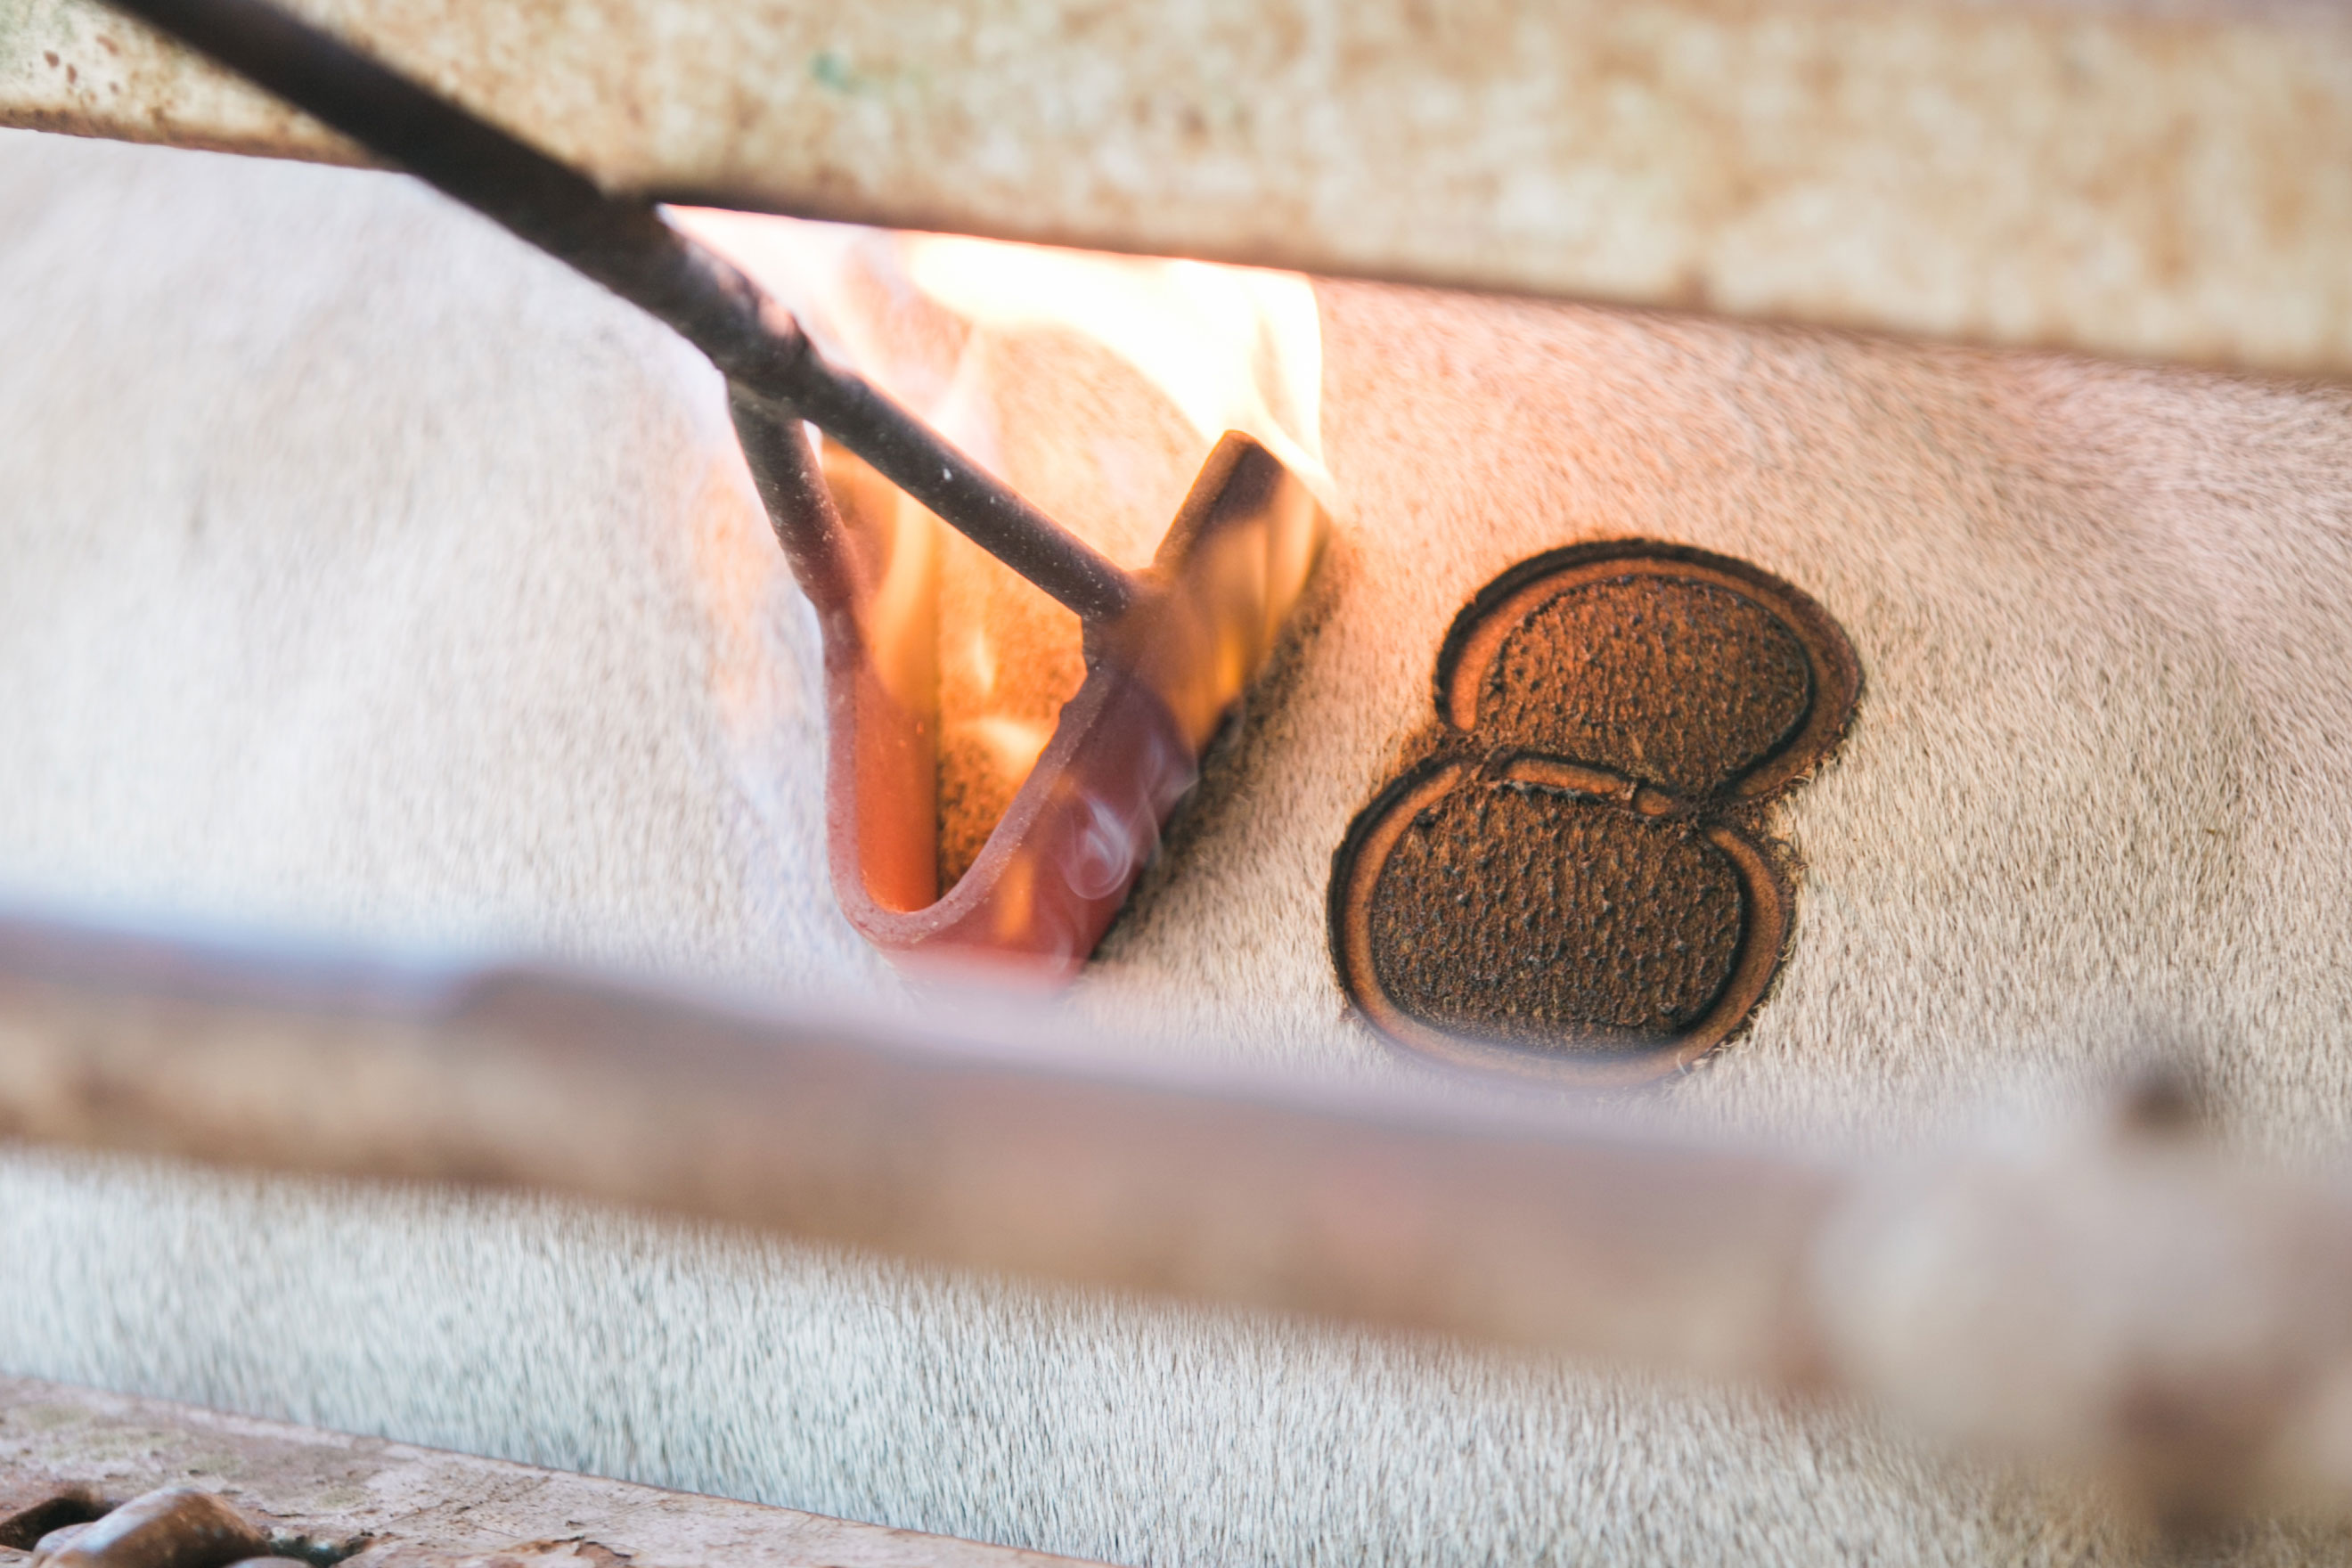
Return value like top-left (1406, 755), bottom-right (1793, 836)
top-left (7, 914), bottom-right (2352, 1525)
top-left (3, 0), bottom-right (2350, 379)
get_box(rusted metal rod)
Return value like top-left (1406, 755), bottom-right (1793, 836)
top-left (96, 0), bottom-right (1137, 624)
top-left (9, 913), bottom-right (2352, 1525)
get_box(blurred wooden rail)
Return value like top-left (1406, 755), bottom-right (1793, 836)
top-left (9, 912), bottom-right (2352, 1524)
top-left (4, 0), bottom-right (2352, 380)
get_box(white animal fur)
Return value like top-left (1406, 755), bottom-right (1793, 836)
top-left (4, 126), bottom-right (2352, 1565)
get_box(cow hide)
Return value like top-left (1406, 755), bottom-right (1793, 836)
top-left (4, 126), bottom-right (2352, 1566)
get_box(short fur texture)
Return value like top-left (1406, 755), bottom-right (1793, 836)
top-left (5, 127), bottom-right (2352, 1565)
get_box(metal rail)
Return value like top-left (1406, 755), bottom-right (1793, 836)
top-left (8, 0), bottom-right (2349, 380)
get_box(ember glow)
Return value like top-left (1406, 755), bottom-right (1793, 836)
top-left (669, 208), bottom-right (1327, 894)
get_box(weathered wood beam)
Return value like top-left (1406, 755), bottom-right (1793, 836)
top-left (3, 0), bottom-right (2348, 380)
top-left (0, 1375), bottom-right (1100, 1565)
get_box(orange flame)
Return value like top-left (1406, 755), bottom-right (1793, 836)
top-left (668, 208), bottom-right (1327, 892)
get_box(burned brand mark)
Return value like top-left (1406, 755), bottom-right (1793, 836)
top-left (1327, 541), bottom-right (1859, 1085)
